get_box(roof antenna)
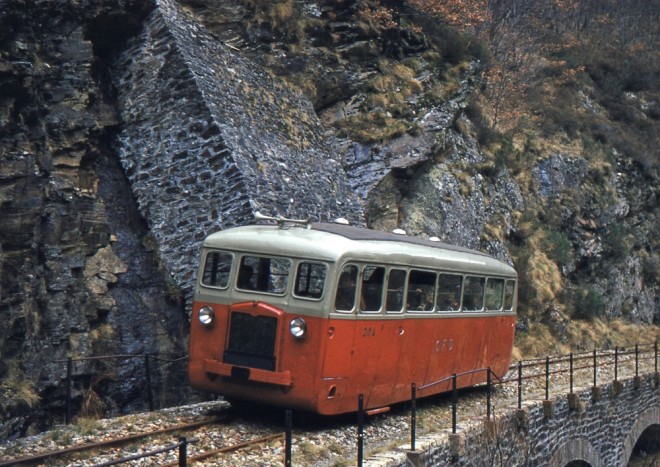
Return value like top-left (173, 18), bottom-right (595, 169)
top-left (254, 211), bottom-right (312, 229)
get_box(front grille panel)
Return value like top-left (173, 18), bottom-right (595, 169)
top-left (223, 312), bottom-right (277, 371)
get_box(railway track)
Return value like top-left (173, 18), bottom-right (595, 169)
top-left (1, 346), bottom-right (656, 466)
top-left (0, 416), bottom-right (227, 466)
top-left (0, 411), bottom-right (287, 467)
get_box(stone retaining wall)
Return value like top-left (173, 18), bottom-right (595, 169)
top-left (369, 373), bottom-right (660, 466)
top-left (111, 0), bottom-right (364, 298)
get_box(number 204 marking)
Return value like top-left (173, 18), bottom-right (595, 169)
top-left (362, 327), bottom-right (376, 337)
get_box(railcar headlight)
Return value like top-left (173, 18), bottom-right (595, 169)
top-left (198, 306), bottom-right (215, 326)
top-left (289, 317), bottom-right (306, 338)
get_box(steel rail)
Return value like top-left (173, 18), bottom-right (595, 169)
top-left (160, 431), bottom-right (285, 467)
top-left (0, 416), bottom-right (227, 466)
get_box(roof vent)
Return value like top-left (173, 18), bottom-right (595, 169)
top-left (392, 228), bottom-right (407, 235)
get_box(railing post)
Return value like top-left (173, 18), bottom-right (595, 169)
top-left (357, 394), bottom-right (364, 467)
top-left (178, 436), bottom-right (187, 467)
top-left (545, 356), bottom-right (550, 400)
top-left (517, 361), bottom-right (523, 409)
top-left (410, 383), bottom-right (416, 451)
top-left (569, 353), bottom-right (574, 393)
top-left (144, 354), bottom-right (154, 411)
top-left (615, 347), bottom-right (619, 381)
top-left (593, 349), bottom-right (597, 387)
top-left (285, 410), bottom-right (292, 467)
top-left (486, 368), bottom-right (491, 420)
top-left (451, 374), bottom-right (457, 434)
top-left (66, 357), bottom-right (72, 425)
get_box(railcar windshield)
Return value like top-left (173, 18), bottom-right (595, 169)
top-left (201, 251), bottom-right (233, 288)
top-left (293, 262), bottom-right (327, 300)
top-left (237, 255), bottom-right (291, 294)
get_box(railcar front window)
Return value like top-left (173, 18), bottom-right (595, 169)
top-left (407, 270), bottom-right (436, 312)
top-left (237, 255), bottom-right (290, 295)
top-left (485, 278), bottom-right (504, 311)
top-left (437, 273), bottom-right (463, 311)
top-left (294, 262), bottom-right (327, 299)
top-left (386, 269), bottom-right (406, 313)
top-left (360, 265), bottom-right (385, 313)
top-left (335, 265), bottom-right (358, 312)
top-left (504, 280), bottom-right (516, 311)
top-left (201, 250), bottom-right (233, 288)
top-left (462, 276), bottom-right (485, 311)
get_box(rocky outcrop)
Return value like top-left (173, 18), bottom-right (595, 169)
top-left (0, 0), bottom-right (183, 438)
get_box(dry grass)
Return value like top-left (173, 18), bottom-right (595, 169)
top-left (524, 251), bottom-right (562, 304)
top-left (0, 362), bottom-right (40, 409)
top-left (79, 388), bottom-right (107, 419)
top-left (515, 319), bottom-right (659, 360)
top-left (514, 321), bottom-right (568, 358)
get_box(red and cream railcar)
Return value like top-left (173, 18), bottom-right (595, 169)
top-left (187, 217), bottom-right (517, 415)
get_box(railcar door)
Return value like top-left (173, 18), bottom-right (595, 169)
top-left (321, 264), bottom-right (358, 411)
top-left (365, 267), bottom-right (408, 407)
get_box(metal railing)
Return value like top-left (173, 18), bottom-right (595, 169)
top-left (95, 436), bottom-right (196, 467)
top-left (50, 340), bottom-right (657, 466)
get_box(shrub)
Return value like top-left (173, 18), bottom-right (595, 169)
top-left (572, 287), bottom-right (606, 320)
top-left (542, 230), bottom-right (574, 268)
top-left (604, 222), bottom-right (633, 258)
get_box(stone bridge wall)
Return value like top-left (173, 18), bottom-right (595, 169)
top-left (373, 372), bottom-right (660, 466)
top-left (111, 0), bottom-right (364, 298)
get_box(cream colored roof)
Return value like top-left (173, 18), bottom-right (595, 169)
top-left (203, 223), bottom-right (516, 277)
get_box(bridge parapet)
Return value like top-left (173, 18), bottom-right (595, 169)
top-left (370, 372), bottom-right (660, 466)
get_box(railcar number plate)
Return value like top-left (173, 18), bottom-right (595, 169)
top-left (362, 327), bottom-right (376, 337)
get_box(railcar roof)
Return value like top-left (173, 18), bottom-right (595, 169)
top-left (203, 222), bottom-right (515, 275)
top-left (311, 222), bottom-right (489, 257)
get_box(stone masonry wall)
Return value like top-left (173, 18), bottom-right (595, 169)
top-left (372, 373), bottom-right (660, 466)
top-left (112, 0), bottom-right (364, 299)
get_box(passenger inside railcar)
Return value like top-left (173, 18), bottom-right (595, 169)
top-left (238, 264), bottom-right (255, 290)
top-left (335, 265), bottom-right (358, 311)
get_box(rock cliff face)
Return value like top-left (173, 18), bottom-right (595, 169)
top-left (0, 0), bottom-right (657, 438)
top-left (0, 0), bottom-right (195, 438)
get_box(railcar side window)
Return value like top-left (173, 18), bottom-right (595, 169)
top-left (335, 265), bottom-right (358, 312)
top-left (360, 265), bottom-right (385, 313)
top-left (237, 255), bottom-right (290, 295)
top-left (407, 270), bottom-right (436, 312)
top-left (201, 250), bottom-right (233, 288)
top-left (437, 273), bottom-right (463, 311)
top-left (385, 269), bottom-right (406, 313)
top-left (462, 276), bottom-right (485, 311)
top-left (485, 278), bottom-right (504, 311)
top-left (504, 280), bottom-right (516, 311)
top-left (294, 262), bottom-right (327, 300)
